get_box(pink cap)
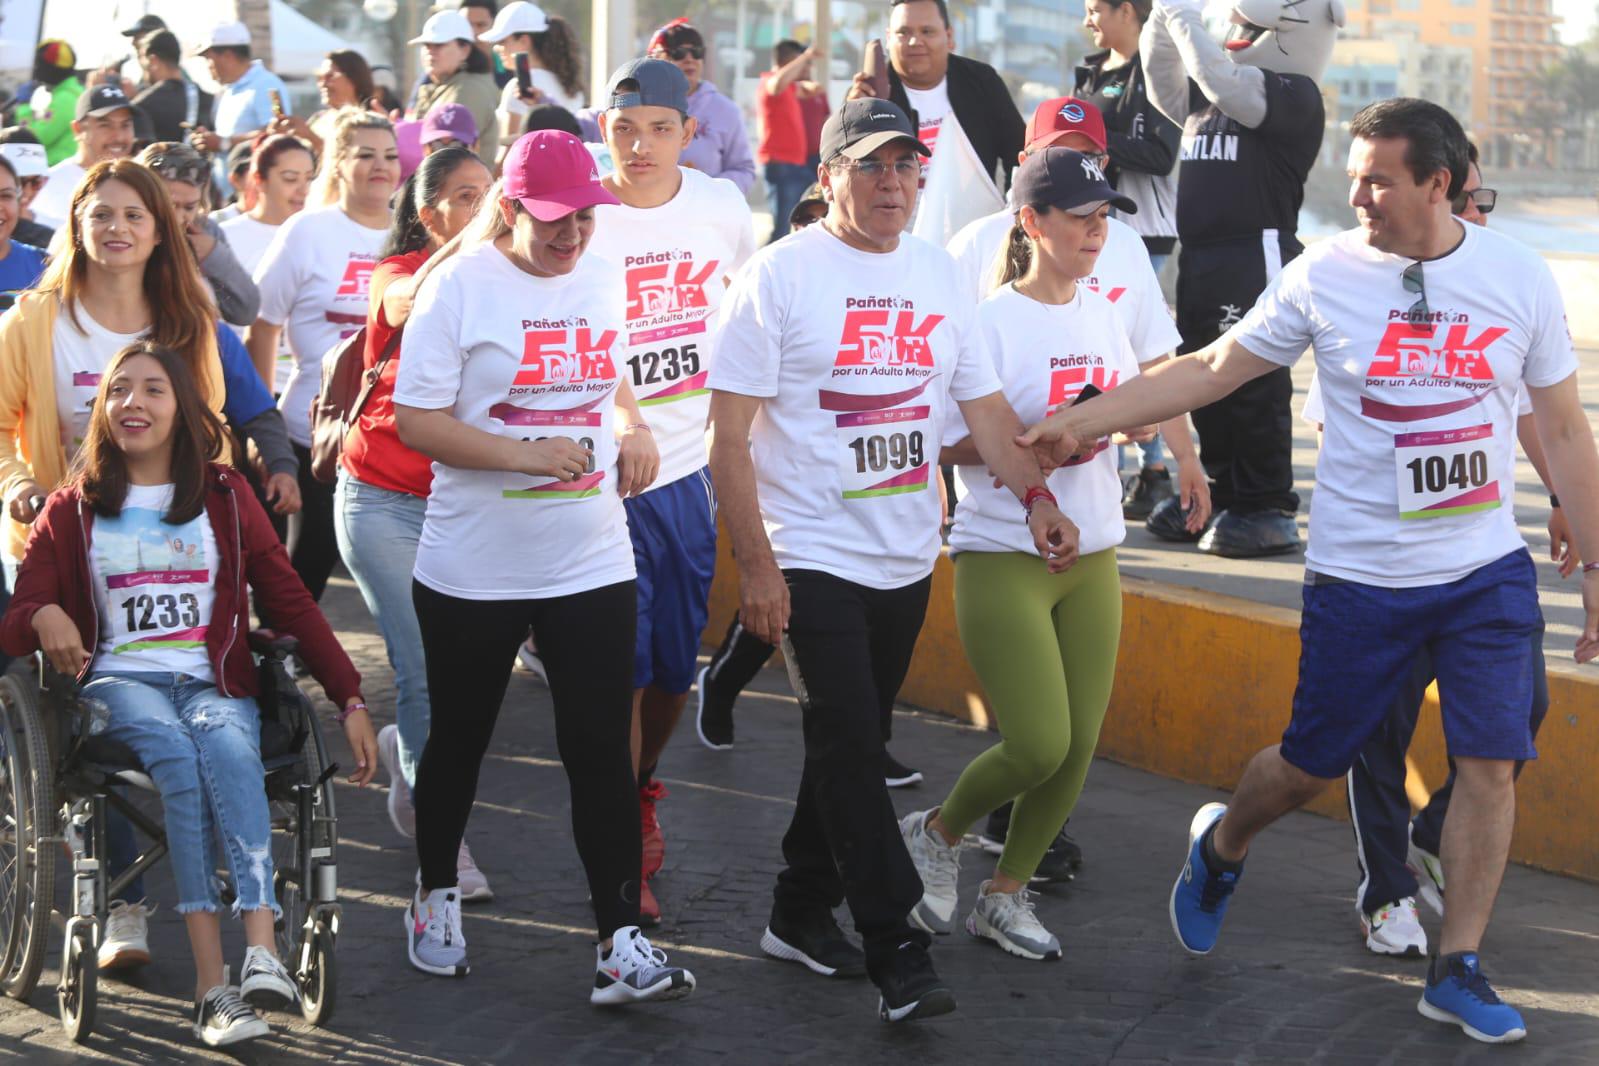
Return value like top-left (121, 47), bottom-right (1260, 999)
top-left (502, 131), bottom-right (619, 222)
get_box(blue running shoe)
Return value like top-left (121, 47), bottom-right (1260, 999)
top-left (1418, 952), bottom-right (1527, 1044)
top-left (1169, 802), bottom-right (1241, 955)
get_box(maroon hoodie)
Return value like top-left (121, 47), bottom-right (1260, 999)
top-left (1, 463), bottom-right (361, 708)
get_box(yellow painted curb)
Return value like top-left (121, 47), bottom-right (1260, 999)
top-left (705, 534), bottom-right (1599, 883)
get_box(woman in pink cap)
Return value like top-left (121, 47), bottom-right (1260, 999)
top-left (391, 130), bottom-right (694, 1005)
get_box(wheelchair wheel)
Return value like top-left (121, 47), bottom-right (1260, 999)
top-left (57, 923), bottom-right (96, 1043)
top-left (0, 675), bottom-right (56, 1000)
top-left (298, 916), bottom-right (336, 1026)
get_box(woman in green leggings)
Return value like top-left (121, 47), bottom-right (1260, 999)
top-left (900, 147), bottom-right (1208, 960)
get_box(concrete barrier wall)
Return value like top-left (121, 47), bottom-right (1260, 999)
top-left (704, 537), bottom-right (1599, 883)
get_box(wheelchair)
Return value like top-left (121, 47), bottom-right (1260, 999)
top-left (0, 631), bottom-right (342, 1043)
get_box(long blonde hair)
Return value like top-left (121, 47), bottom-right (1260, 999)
top-left (309, 106), bottom-right (396, 208)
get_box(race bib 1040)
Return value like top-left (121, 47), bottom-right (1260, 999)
top-left (1393, 423), bottom-right (1501, 520)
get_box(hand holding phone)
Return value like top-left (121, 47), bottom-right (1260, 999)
top-left (864, 39), bottom-right (889, 99)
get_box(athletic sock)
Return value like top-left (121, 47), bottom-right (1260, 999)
top-left (1201, 824), bottom-right (1244, 874)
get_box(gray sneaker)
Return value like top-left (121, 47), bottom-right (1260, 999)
top-left (899, 809), bottom-right (961, 935)
top-left (406, 886), bottom-right (469, 977)
top-left (966, 881), bottom-right (1061, 961)
top-left (193, 970), bottom-right (270, 1047)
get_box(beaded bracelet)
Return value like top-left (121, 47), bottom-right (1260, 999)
top-left (339, 701), bottom-right (368, 724)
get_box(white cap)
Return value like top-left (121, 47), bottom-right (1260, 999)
top-left (0, 142), bottom-right (49, 178)
top-left (479, 1), bottom-right (549, 42)
top-left (409, 10), bottom-right (476, 45)
top-left (194, 20), bottom-right (251, 53)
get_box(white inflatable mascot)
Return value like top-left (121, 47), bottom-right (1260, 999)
top-left (1139, 0), bottom-right (1345, 557)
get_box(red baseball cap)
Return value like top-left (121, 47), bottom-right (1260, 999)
top-left (1025, 97), bottom-right (1108, 154)
top-left (501, 131), bottom-right (620, 222)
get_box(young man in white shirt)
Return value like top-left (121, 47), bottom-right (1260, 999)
top-left (1021, 98), bottom-right (1599, 1046)
top-left (586, 58), bottom-right (756, 927)
top-left (29, 85), bottom-right (138, 231)
top-left (709, 98), bottom-right (1074, 1024)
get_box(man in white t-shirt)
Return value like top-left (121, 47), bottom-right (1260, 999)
top-left (846, 0), bottom-right (1024, 196)
top-left (30, 84), bottom-right (138, 231)
top-left (1021, 99), bottom-right (1599, 1044)
top-left (585, 58), bottom-right (756, 927)
top-left (708, 98), bottom-right (1074, 1024)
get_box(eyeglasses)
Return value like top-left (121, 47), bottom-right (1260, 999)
top-left (662, 45), bottom-right (704, 61)
top-left (1450, 187), bottom-right (1497, 216)
top-left (1401, 261), bottom-right (1432, 331)
top-left (832, 158), bottom-right (920, 179)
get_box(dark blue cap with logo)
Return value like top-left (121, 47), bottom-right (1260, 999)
top-left (1011, 147), bottom-right (1137, 216)
top-left (605, 58), bottom-right (690, 115)
top-left (819, 99), bottom-right (930, 164)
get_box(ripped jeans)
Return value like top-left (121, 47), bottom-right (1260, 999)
top-left (83, 672), bottom-right (278, 916)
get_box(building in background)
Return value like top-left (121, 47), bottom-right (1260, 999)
top-left (1343, 0), bottom-right (1562, 165)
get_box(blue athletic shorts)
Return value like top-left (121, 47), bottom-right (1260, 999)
top-left (625, 466), bottom-right (718, 694)
top-left (1281, 548), bottom-right (1541, 779)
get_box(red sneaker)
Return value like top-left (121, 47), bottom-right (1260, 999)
top-left (640, 876), bottom-right (662, 927)
top-left (639, 781), bottom-right (668, 878)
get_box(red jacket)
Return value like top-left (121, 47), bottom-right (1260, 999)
top-left (1, 464), bottom-right (362, 708)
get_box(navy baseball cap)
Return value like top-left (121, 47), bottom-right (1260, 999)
top-left (1011, 147), bottom-right (1137, 216)
top-left (604, 58), bottom-right (689, 115)
top-left (819, 99), bottom-right (929, 164)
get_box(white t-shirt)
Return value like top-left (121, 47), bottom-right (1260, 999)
top-left (31, 157), bottom-right (86, 231)
top-left (946, 212), bottom-right (1180, 364)
top-left (587, 168), bottom-right (756, 489)
top-left (948, 284), bottom-right (1142, 558)
top-left (254, 205), bottom-right (387, 445)
top-left (497, 71), bottom-right (586, 142)
top-left (51, 307), bottom-right (144, 455)
top-left (903, 80), bottom-right (951, 189)
top-left (394, 242), bottom-right (635, 600)
top-left (90, 483), bottom-right (219, 680)
top-left (221, 213), bottom-right (294, 392)
top-left (708, 224), bottom-right (1002, 589)
top-left (1231, 223), bottom-right (1576, 588)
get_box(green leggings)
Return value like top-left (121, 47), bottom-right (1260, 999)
top-left (939, 547), bottom-right (1122, 884)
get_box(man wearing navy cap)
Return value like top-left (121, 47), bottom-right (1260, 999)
top-left (583, 59), bottom-right (755, 928)
top-left (708, 97), bottom-right (1072, 1023)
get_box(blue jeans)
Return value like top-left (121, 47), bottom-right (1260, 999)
top-left (335, 471), bottom-right (429, 787)
top-left (765, 161), bottom-right (814, 243)
top-left (84, 672), bottom-right (277, 915)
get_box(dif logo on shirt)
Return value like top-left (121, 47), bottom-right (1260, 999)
top-left (625, 257), bottom-right (719, 319)
top-left (1366, 320), bottom-right (1507, 385)
top-left (515, 326), bottom-right (620, 387)
top-left (833, 302), bottom-right (945, 373)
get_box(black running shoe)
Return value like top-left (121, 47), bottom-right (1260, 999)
top-left (1121, 466), bottom-right (1174, 520)
top-left (1198, 509), bottom-right (1302, 558)
top-left (694, 666), bottom-right (735, 750)
top-left (1145, 495), bottom-right (1209, 543)
top-left (1032, 828), bottom-right (1083, 884)
top-left (875, 941), bottom-right (956, 1023)
top-left (884, 751), bottom-right (923, 789)
top-left (760, 909), bottom-right (867, 978)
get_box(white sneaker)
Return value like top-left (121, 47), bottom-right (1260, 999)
top-left (193, 969), bottom-right (269, 1047)
top-left (457, 839), bottom-right (493, 902)
top-left (900, 809), bottom-right (961, 935)
top-left (240, 944), bottom-right (298, 1011)
top-left (515, 638), bottom-right (548, 685)
top-left (591, 926), bottom-right (696, 1005)
top-left (1408, 833), bottom-right (1446, 918)
top-left (99, 898), bottom-right (153, 971)
top-left (967, 881), bottom-right (1062, 961)
top-left (406, 886), bottom-right (469, 976)
top-left (1363, 897), bottom-right (1428, 957)
top-left (377, 724), bottom-right (416, 839)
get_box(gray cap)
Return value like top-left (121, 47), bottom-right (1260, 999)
top-left (604, 58), bottom-right (689, 115)
top-left (819, 99), bottom-right (929, 164)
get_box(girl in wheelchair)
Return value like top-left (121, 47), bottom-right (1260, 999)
top-left (0, 342), bottom-right (378, 1048)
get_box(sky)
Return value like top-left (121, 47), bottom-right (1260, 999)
top-left (1557, 0), bottom-right (1597, 44)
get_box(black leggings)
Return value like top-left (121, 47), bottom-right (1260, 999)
top-left (287, 442), bottom-right (339, 601)
top-left (411, 578), bottom-right (640, 938)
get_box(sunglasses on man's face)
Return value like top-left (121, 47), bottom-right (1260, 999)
top-left (662, 45), bottom-right (704, 61)
top-left (1450, 187), bottom-right (1497, 216)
